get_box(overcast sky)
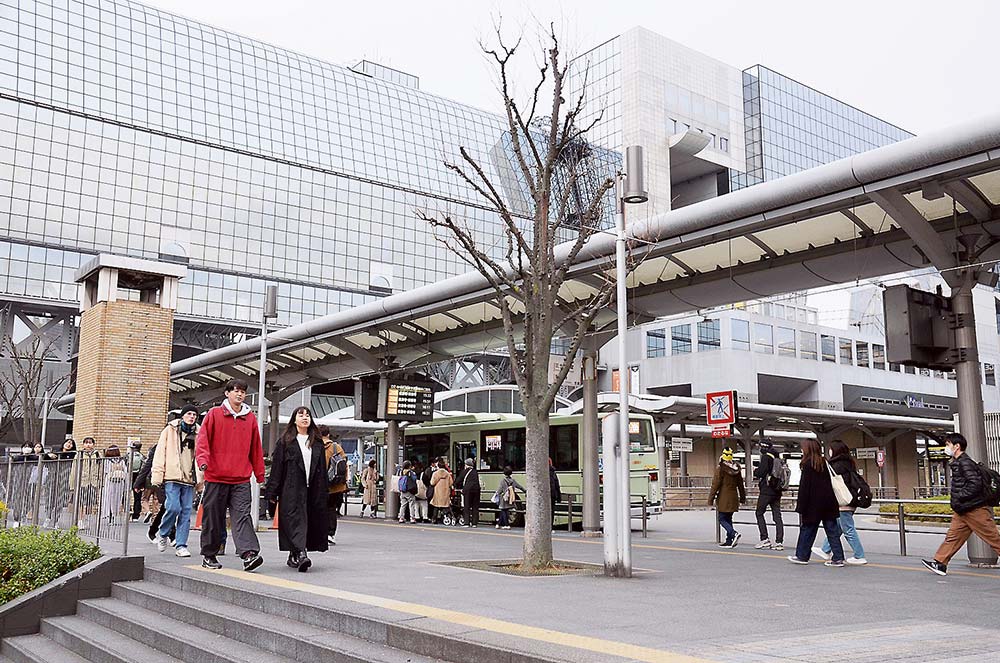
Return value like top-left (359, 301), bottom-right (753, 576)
top-left (142, 0), bottom-right (995, 326)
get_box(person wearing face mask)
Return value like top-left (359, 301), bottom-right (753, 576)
top-left (922, 433), bottom-right (1000, 576)
top-left (151, 405), bottom-right (201, 558)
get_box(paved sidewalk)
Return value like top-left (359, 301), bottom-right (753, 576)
top-left (135, 511), bottom-right (1000, 662)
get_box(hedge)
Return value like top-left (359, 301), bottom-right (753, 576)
top-left (878, 495), bottom-right (1000, 522)
top-left (0, 527), bottom-right (100, 604)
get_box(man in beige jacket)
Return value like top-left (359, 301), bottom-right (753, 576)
top-left (152, 405), bottom-right (200, 558)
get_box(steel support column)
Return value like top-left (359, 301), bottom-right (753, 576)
top-left (385, 417), bottom-right (401, 521)
top-left (581, 347), bottom-right (601, 537)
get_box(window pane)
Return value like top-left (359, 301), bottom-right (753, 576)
top-left (776, 326), bottom-right (795, 357)
top-left (986, 363), bottom-right (996, 386)
top-left (856, 341), bottom-right (870, 368)
top-left (697, 319), bottom-right (720, 351)
top-left (872, 344), bottom-right (886, 370)
top-left (753, 323), bottom-right (773, 354)
top-left (839, 338), bottom-right (853, 365)
top-left (646, 328), bottom-right (666, 358)
top-left (821, 334), bottom-right (836, 362)
top-left (671, 324), bottom-right (692, 355)
top-left (799, 331), bottom-right (817, 360)
top-left (731, 319), bottom-right (750, 351)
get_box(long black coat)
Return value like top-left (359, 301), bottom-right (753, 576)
top-left (795, 462), bottom-right (839, 524)
top-left (265, 436), bottom-right (329, 553)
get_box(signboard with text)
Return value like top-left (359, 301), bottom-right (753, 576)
top-left (855, 447), bottom-right (878, 460)
top-left (671, 437), bottom-right (693, 452)
top-left (706, 390), bottom-right (737, 438)
top-left (377, 378), bottom-right (436, 422)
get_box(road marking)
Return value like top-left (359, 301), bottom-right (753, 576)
top-left (343, 518), bottom-right (1000, 579)
top-left (189, 566), bottom-right (710, 663)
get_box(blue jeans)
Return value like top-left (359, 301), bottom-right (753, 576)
top-left (795, 518), bottom-right (844, 562)
top-left (719, 512), bottom-right (737, 542)
top-left (159, 482), bottom-right (194, 548)
top-left (822, 511), bottom-right (865, 559)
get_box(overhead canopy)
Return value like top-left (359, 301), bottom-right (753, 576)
top-left (57, 111), bottom-right (1000, 409)
top-left (558, 393), bottom-right (955, 442)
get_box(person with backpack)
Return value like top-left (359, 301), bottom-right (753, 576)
top-left (707, 447), bottom-right (746, 547)
top-left (456, 458), bottom-right (481, 528)
top-left (787, 438), bottom-right (845, 567)
top-left (321, 426), bottom-right (348, 544)
top-left (753, 440), bottom-right (786, 551)
top-left (264, 406), bottom-right (329, 572)
top-left (397, 460), bottom-right (419, 524)
top-left (494, 466), bottom-right (524, 529)
top-left (922, 433), bottom-right (1000, 576)
top-left (128, 442), bottom-right (146, 521)
top-left (813, 440), bottom-right (869, 565)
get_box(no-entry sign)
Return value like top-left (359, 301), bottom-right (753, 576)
top-left (706, 391), bottom-right (737, 426)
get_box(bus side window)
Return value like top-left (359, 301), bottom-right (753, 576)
top-left (481, 429), bottom-right (526, 471)
top-left (549, 424), bottom-right (579, 471)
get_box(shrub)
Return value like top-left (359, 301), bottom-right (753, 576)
top-left (879, 495), bottom-right (1000, 522)
top-left (0, 527), bottom-right (100, 604)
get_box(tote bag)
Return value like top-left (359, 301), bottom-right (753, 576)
top-left (826, 462), bottom-right (854, 507)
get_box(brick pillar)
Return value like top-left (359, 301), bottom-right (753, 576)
top-left (73, 300), bottom-right (174, 451)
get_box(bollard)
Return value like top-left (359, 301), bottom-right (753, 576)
top-left (567, 494), bottom-right (574, 533)
top-left (641, 497), bottom-right (648, 538)
top-left (897, 502), bottom-right (907, 556)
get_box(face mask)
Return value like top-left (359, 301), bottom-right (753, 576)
top-left (944, 445), bottom-right (956, 458)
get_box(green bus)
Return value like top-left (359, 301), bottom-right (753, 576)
top-left (377, 411), bottom-right (660, 527)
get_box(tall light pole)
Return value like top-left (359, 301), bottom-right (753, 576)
top-left (606, 145), bottom-right (647, 578)
top-left (252, 285), bottom-right (278, 528)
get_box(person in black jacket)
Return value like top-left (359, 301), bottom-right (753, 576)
top-left (788, 439), bottom-right (845, 566)
top-left (265, 406), bottom-right (329, 572)
top-left (456, 458), bottom-right (481, 528)
top-left (922, 433), bottom-right (1000, 576)
top-left (548, 459), bottom-right (563, 530)
top-left (813, 440), bottom-right (867, 565)
top-left (753, 440), bottom-right (784, 551)
top-left (134, 442), bottom-right (174, 545)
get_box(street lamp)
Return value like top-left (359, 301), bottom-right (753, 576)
top-left (605, 145), bottom-right (647, 578)
top-left (251, 285), bottom-right (278, 528)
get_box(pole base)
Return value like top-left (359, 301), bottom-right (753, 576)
top-left (580, 530), bottom-right (602, 538)
top-left (967, 562), bottom-right (1000, 569)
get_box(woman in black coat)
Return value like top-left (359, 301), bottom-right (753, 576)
top-left (265, 406), bottom-right (329, 572)
top-left (788, 438), bottom-right (845, 566)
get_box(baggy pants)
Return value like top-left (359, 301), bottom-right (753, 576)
top-left (327, 492), bottom-right (344, 536)
top-left (200, 481), bottom-right (259, 557)
top-left (934, 506), bottom-right (1000, 565)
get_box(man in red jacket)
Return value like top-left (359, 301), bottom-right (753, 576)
top-left (196, 378), bottom-right (265, 572)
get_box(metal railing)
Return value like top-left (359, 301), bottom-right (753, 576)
top-left (717, 497), bottom-right (998, 557)
top-left (1, 454), bottom-right (133, 555)
top-left (914, 486), bottom-right (949, 499)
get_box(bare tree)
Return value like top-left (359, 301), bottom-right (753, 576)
top-left (418, 26), bottom-right (630, 570)
top-left (0, 336), bottom-right (69, 445)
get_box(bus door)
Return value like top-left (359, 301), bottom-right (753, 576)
top-left (454, 441), bottom-right (477, 474)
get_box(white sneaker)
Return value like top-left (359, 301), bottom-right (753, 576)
top-left (156, 536), bottom-right (167, 553)
top-left (787, 556), bottom-right (809, 565)
top-left (771, 543), bottom-right (784, 551)
top-left (754, 540), bottom-right (772, 550)
top-left (845, 557), bottom-right (868, 566)
top-left (811, 546), bottom-right (831, 561)
top-left (175, 546), bottom-right (191, 558)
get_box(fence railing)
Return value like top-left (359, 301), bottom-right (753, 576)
top-left (914, 486), bottom-right (949, 499)
top-left (661, 477), bottom-right (898, 509)
top-left (1, 454), bottom-right (133, 555)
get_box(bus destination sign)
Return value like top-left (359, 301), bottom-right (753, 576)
top-left (380, 379), bottom-right (436, 422)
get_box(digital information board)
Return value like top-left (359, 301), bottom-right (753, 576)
top-left (378, 379), bottom-right (436, 422)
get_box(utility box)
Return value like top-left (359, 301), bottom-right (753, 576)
top-left (883, 284), bottom-right (954, 370)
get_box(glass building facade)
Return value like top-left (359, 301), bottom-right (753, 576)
top-left (0, 0), bottom-right (526, 330)
top-left (732, 65), bottom-right (913, 189)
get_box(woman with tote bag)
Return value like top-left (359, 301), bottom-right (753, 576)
top-left (814, 440), bottom-right (869, 565)
top-left (787, 438), bottom-right (846, 567)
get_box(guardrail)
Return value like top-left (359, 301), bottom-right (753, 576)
top-left (1, 454), bottom-right (133, 555)
top-left (717, 497), bottom-right (998, 556)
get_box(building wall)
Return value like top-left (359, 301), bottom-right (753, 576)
top-left (73, 299), bottom-right (172, 449)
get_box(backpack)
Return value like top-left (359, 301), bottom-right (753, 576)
top-left (327, 450), bottom-right (348, 488)
top-left (768, 456), bottom-right (791, 491)
top-left (976, 462), bottom-right (1000, 507)
top-left (847, 470), bottom-right (873, 509)
top-left (398, 471), bottom-right (416, 494)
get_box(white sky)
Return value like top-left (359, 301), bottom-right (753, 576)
top-left (141, 0), bottom-right (997, 328)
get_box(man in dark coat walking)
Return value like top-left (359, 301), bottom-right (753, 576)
top-left (455, 458), bottom-right (481, 527)
top-left (753, 440), bottom-right (784, 550)
top-left (265, 406), bottom-right (329, 572)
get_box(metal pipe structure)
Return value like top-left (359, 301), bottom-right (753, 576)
top-left (252, 285), bottom-right (278, 528)
top-left (581, 347), bottom-right (600, 537)
top-left (385, 419), bottom-right (401, 520)
top-left (614, 190), bottom-right (632, 578)
top-left (951, 271), bottom-right (998, 566)
top-left (600, 413), bottom-right (620, 574)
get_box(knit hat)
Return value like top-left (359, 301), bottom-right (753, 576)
top-left (721, 448), bottom-right (734, 462)
top-left (465, 458), bottom-right (474, 467)
top-left (180, 405), bottom-right (198, 417)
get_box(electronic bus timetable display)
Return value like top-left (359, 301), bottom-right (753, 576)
top-left (378, 378), bottom-right (436, 422)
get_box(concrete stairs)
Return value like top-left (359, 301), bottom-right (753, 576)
top-left (0, 565), bottom-right (460, 663)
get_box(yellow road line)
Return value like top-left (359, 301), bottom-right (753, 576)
top-left (344, 518), bottom-right (1000, 579)
top-left (189, 566), bottom-right (710, 663)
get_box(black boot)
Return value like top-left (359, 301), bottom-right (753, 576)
top-left (297, 552), bottom-right (312, 572)
top-left (287, 552), bottom-right (298, 568)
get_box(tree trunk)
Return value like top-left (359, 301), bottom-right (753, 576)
top-left (521, 407), bottom-right (552, 570)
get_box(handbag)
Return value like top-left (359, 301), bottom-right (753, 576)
top-left (827, 462), bottom-right (854, 507)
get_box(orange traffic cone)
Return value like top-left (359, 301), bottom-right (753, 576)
top-left (192, 504), bottom-right (204, 530)
top-left (269, 504), bottom-right (279, 529)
